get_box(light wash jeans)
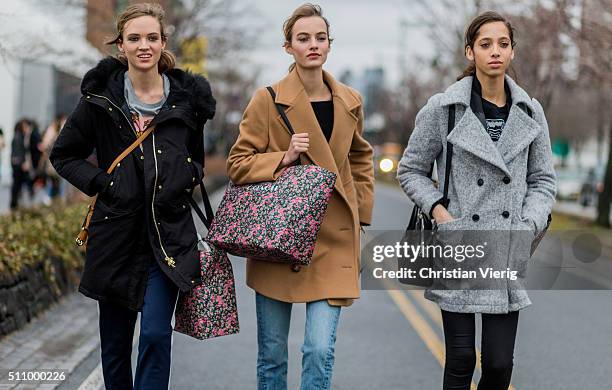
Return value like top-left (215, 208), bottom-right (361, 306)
top-left (255, 292), bottom-right (341, 390)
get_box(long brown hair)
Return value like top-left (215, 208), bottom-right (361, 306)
top-left (457, 11), bottom-right (516, 80)
top-left (105, 2), bottom-right (175, 73)
top-left (283, 3), bottom-right (333, 72)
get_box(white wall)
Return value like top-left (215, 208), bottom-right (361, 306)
top-left (0, 58), bottom-right (21, 185)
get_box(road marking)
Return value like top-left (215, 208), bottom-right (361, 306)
top-left (78, 364), bottom-right (103, 390)
top-left (387, 289), bottom-right (479, 390)
top-left (386, 289), bottom-right (446, 365)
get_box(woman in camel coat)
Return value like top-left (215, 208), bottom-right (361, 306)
top-left (226, 5), bottom-right (374, 388)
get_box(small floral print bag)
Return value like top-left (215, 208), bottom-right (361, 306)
top-left (174, 183), bottom-right (239, 340)
top-left (206, 87), bottom-right (336, 270)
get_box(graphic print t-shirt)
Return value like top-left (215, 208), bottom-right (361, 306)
top-left (472, 77), bottom-right (511, 142)
top-left (481, 98), bottom-right (510, 142)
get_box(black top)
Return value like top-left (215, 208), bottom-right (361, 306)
top-left (311, 100), bottom-right (334, 142)
top-left (471, 77), bottom-right (512, 142)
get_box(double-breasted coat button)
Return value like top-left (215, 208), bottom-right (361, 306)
top-left (503, 176), bottom-right (511, 184)
top-left (477, 178), bottom-right (484, 186)
top-left (158, 185), bottom-right (162, 190)
top-left (157, 149), bottom-right (162, 154)
top-left (472, 214), bottom-right (480, 222)
top-left (109, 181), bottom-right (114, 186)
top-left (108, 107), bottom-right (112, 112)
top-left (187, 157), bottom-right (192, 162)
top-left (502, 211), bottom-right (510, 218)
top-left (140, 155), bottom-right (144, 160)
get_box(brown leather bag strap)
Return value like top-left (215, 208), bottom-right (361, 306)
top-left (106, 125), bottom-right (155, 174)
top-left (76, 125), bottom-right (156, 247)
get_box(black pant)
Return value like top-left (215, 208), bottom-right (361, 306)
top-left (441, 310), bottom-right (519, 390)
top-left (10, 165), bottom-right (27, 209)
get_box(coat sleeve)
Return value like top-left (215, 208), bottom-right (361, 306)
top-left (226, 88), bottom-right (286, 185)
top-left (349, 98), bottom-right (375, 226)
top-left (49, 98), bottom-right (110, 196)
top-left (396, 98), bottom-right (445, 216)
top-left (189, 75), bottom-right (216, 179)
top-left (521, 98), bottom-right (557, 233)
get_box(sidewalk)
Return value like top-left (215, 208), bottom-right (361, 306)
top-left (553, 200), bottom-right (612, 225)
top-left (0, 294), bottom-right (99, 390)
top-left (0, 179), bottom-right (228, 390)
top-left (0, 184), bottom-right (48, 214)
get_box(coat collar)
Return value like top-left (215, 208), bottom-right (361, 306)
top-left (438, 74), bottom-right (535, 112)
top-left (271, 69), bottom-right (360, 189)
top-left (274, 68), bottom-right (361, 111)
top-left (442, 75), bottom-right (541, 175)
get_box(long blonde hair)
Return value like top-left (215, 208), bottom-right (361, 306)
top-left (105, 2), bottom-right (175, 73)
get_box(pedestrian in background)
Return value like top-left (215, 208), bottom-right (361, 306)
top-left (227, 4), bottom-right (374, 389)
top-left (9, 118), bottom-right (33, 209)
top-left (397, 11), bottom-right (556, 390)
top-left (39, 114), bottom-right (67, 202)
top-left (27, 119), bottom-right (43, 197)
top-left (50, 3), bottom-right (215, 389)
top-left (0, 127), bottom-right (5, 182)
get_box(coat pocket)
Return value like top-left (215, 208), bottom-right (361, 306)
top-left (436, 216), bottom-right (467, 231)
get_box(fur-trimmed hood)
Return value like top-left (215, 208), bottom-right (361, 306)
top-left (81, 56), bottom-right (215, 120)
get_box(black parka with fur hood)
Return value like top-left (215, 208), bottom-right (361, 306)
top-left (51, 57), bottom-right (216, 310)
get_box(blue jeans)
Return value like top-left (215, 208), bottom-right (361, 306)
top-left (99, 261), bottom-right (178, 390)
top-left (256, 292), bottom-right (341, 390)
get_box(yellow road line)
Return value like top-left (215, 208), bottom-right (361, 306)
top-left (386, 289), bottom-right (446, 366)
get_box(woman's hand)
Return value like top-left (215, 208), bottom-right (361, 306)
top-left (432, 204), bottom-right (455, 224)
top-left (281, 133), bottom-right (309, 167)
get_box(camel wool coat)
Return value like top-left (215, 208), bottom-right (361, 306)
top-left (227, 69), bottom-right (375, 307)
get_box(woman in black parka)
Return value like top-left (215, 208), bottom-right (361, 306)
top-left (50, 3), bottom-right (215, 389)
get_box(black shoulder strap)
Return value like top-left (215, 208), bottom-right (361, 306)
top-left (442, 105), bottom-right (455, 207)
top-left (186, 180), bottom-right (214, 230)
top-left (266, 86), bottom-right (295, 135)
top-left (425, 105), bottom-right (455, 208)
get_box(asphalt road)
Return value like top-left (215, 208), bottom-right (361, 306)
top-left (166, 183), bottom-right (612, 389)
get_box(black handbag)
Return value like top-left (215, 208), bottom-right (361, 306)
top-left (398, 105), bottom-right (455, 287)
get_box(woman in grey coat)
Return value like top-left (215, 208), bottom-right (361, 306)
top-left (397, 12), bottom-right (556, 390)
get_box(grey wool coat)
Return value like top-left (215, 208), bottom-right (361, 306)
top-left (397, 75), bottom-right (557, 314)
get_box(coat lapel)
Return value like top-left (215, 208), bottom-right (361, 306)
top-left (326, 71), bottom-right (359, 168)
top-left (495, 104), bottom-right (540, 164)
top-left (272, 70), bottom-right (360, 197)
top-left (441, 75), bottom-right (541, 175)
top-left (495, 77), bottom-right (541, 163)
top-left (447, 107), bottom-right (511, 175)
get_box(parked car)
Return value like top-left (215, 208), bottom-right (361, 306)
top-left (578, 166), bottom-right (606, 207)
top-left (555, 168), bottom-right (588, 201)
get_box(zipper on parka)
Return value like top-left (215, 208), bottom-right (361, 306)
top-left (86, 92), bottom-right (175, 268)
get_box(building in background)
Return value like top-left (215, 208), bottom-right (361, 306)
top-left (86, 0), bottom-right (174, 55)
top-left (0, 1), bottom-right (101, 185)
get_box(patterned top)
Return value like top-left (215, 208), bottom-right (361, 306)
top-left (124, 72), bottom-right (170, 137)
